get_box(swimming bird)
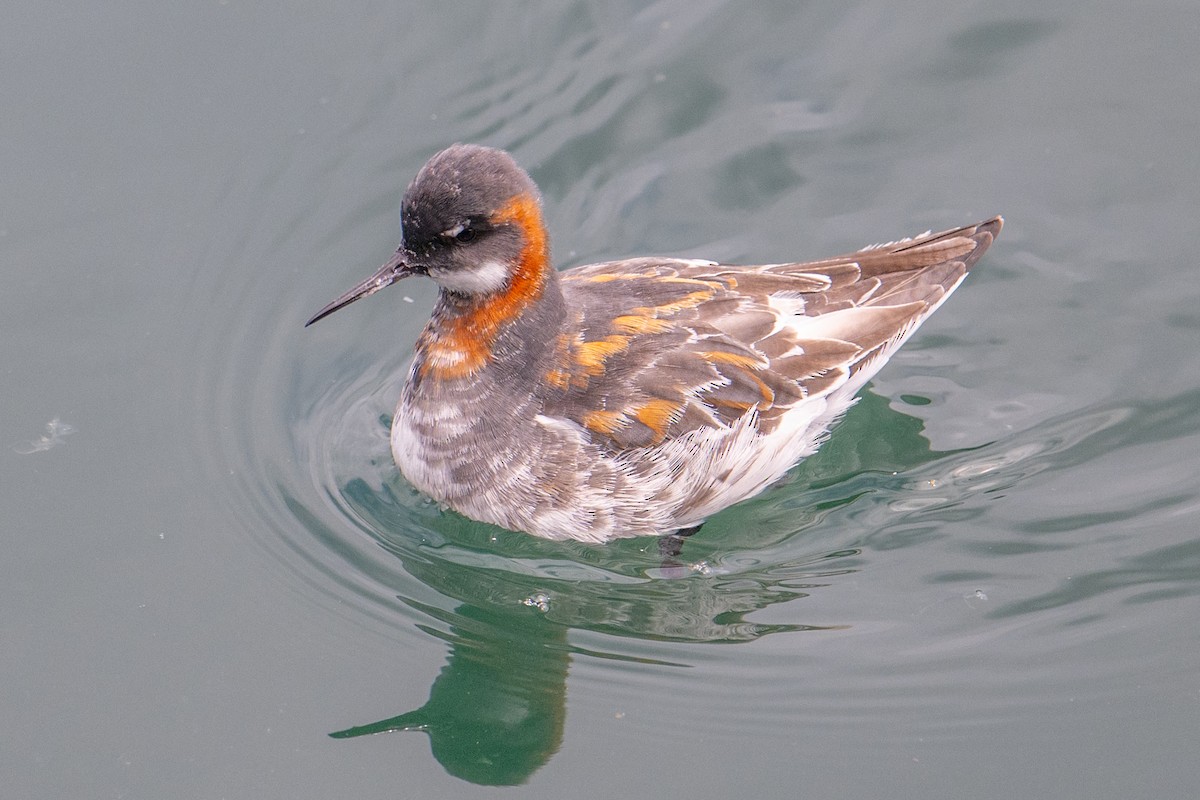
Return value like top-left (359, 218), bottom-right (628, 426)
top-left (307, 144), bottom-right (1001, 543)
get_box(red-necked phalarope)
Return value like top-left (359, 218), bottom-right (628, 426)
top-left (307, 144), bottom-right (1001, 543)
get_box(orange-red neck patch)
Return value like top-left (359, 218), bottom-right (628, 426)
top-left (417, 192), bottom-right (550, 381)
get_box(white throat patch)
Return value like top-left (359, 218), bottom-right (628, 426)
top-left (432, 259), bottom-right (510, 295)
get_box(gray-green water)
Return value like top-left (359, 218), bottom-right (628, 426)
top-left (4, 2), bottom-right (1199, 797)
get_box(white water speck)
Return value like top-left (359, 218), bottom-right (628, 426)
top-left (402, 296), bottom-right (414, 303)
top-left (522, 592), bottom-right (550, 612)
top-left (14, 418), bottom-right (76, 454)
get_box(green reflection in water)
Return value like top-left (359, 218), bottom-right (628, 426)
top-left (332, 604), bottom-right (568, 786)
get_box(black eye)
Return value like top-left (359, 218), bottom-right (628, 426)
top-left (454, 227), bottom-right (477, 243)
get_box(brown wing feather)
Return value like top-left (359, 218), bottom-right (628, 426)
top-left (545, 217), bottom-right (1001, 451)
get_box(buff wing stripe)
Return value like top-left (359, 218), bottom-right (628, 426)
top-left (549, 217), bottom-right (1001, 451)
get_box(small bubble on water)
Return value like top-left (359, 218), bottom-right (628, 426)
top-left (964, 585), bottom-right (993, 604)
top-left (14, 417), bottom-right (76, 454)
top-left (523, 592), bottom-right (550, 612)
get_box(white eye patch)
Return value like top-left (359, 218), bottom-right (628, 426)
top-left (441, 222), bottom-right (467, 239)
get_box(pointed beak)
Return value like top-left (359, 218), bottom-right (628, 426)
top-left (305, 247), bottom-right (418, 327)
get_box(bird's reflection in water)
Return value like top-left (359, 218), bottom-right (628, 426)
top-left (331, 604), bottom-right (567, 786)
top-left (328, 565), bottom-right (840, 785)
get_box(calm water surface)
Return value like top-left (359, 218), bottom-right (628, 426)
top-left (3, 2), bottom-right (1199, 797)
